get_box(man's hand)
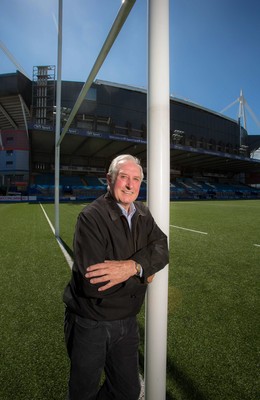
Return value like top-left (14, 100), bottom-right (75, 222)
top-left (85, 260), bottom-right (136, 292)
top-left (147, 274), bottom-right (155, 283)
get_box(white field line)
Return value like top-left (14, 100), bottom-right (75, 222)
top-left (39, 202), bottom-right (55, 234)
top-left (254, 244), bottom-right (260, 247)
top-left (170, 224), bottom-right (208, 235)
top-left (39, 203), bottom-right (73, 269)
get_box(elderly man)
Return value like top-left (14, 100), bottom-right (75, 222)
top-left (63, 154), bottom-right (169, 400)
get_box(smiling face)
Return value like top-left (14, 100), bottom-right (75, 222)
top-left (107, 160), bottom-right (142, 211)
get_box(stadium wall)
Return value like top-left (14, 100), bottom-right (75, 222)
top-left (1, 71), bottom-right (260, 200)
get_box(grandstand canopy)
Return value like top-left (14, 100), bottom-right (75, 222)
top-left (29, 127), bottom-right (260, 174)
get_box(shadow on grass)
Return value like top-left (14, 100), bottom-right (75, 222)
top-left (138, 324), bottom-right (207, 400)
top-left (59, 237), bottom-right (74, 259)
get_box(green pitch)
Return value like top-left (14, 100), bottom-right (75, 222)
top-left (1, 200), bottom-right (259, 400)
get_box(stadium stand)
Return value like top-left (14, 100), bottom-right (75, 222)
top-left (0, 69), bottom-right (260, 202)
top-left (26, 174), bottom-right (260, 202)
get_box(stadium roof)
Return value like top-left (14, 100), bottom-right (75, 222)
top-left (96, 79), bottom-right (238, 125)
top-left (1, 72), bottom-right (260, 175)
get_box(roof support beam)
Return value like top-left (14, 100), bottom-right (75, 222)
top-left (0, 102), bottom-right (18, 129)
top-left (18, 94), bottom-right (30, 137)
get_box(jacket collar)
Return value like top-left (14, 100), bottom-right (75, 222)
top-left (104, 191), bottom-right (146, 221)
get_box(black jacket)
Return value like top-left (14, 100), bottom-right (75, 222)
top-left (63, 192), bottom-right (169, 320)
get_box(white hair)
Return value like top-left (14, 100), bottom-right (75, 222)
top-left (107, 154), bottom-right (144, 188)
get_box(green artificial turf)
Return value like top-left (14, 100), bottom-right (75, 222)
top-left (164, 201), bottom-right (259, 400)
top-left (0, 200), bottom-right (259, 399)
top-left (0, 203), bottom-right (71, 400)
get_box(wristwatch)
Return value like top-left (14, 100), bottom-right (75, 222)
top-left (135, 262), bottom-right (142, 277)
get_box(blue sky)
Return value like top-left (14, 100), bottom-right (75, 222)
top-left (1, 0), bottom-right (260, 135)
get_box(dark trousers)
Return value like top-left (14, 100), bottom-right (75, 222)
top-left (64, 309), bottom-right (141, 400)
